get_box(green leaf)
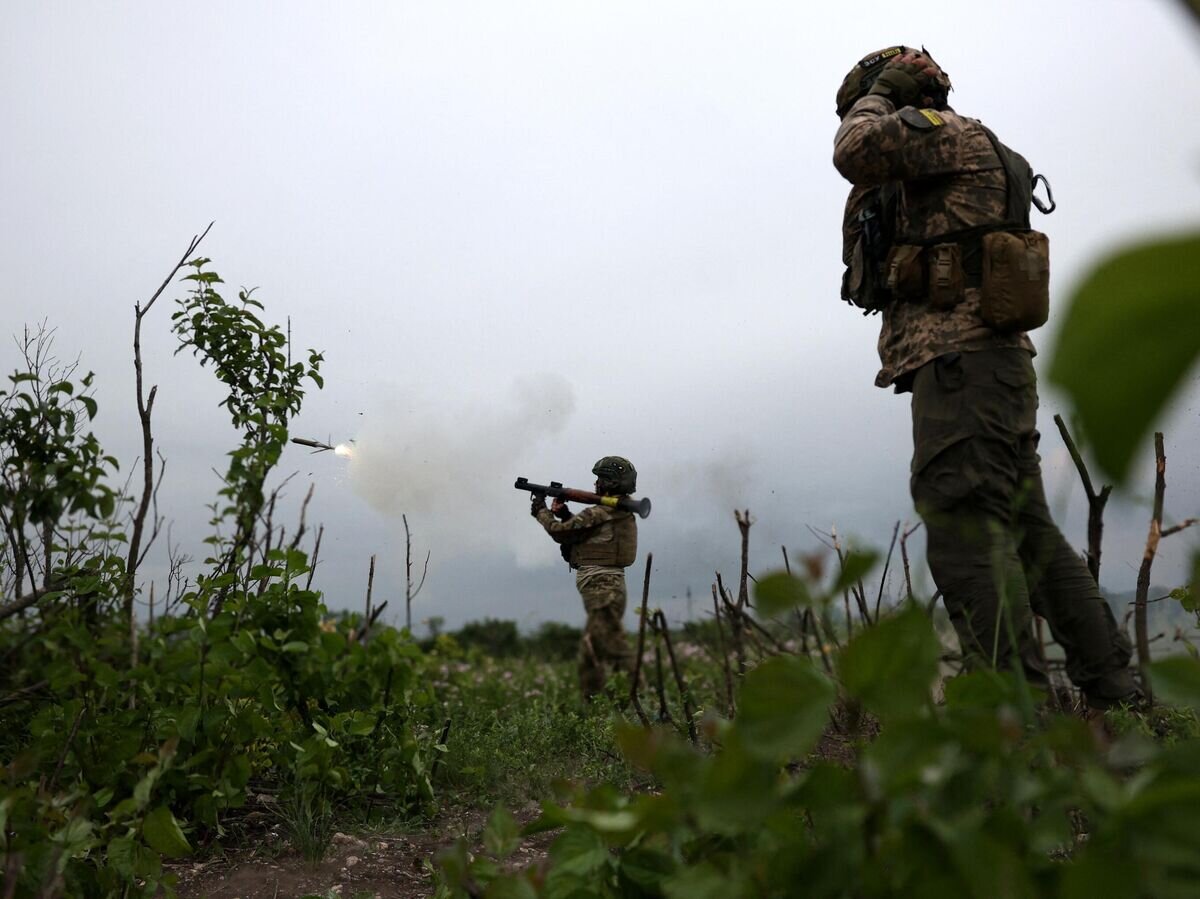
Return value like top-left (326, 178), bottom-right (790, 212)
top-left (736, 655), bottom-right (835, 760)
top-left (548, 826), bottom-right (610, 877)
top-left (1149, 656), bottom-right (1200, 711)
top-left (838, 604), bottom-right (939, 717)
top-left (663, 862), bottom-right (746, 899)
top-left (484, 806), bottom-right (521, 859)
top-left (832, 549), bottom-right (879, 595)
top-left (754, 572), bottom-right (813, 617)
top-left (1048, 232), bottom-right (1200, 483)
top-left (142, 806), bottom-right (192, 858)
top-left (107, 835), bottom-right (136, 877)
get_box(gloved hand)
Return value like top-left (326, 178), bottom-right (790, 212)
top-left (868, 51), bottom-right (943, 109)
top-left (551, 498), bottom-right (572, 521)
top-left (530, 492), bottom-right (548, 517)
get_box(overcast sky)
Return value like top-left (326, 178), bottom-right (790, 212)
top-left (3, 1), bottom-right (1198, 631)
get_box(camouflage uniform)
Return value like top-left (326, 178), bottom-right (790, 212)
top-left (834, 93), bottom-right (1136, 707)
top-left (535, 504), bottom-right (636, 699)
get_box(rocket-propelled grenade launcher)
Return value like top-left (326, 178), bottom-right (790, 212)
top-left (515, 477), bottom-right (652, 519)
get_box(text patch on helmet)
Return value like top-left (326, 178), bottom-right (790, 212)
top-left (899, 107), bottom-right (945, 131)
top-left (858, 46), bottom-right (904, 71)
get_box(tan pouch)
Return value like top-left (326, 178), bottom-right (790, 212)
top-left (981, 230), bottom-right (1050, 332)
top-left (927, 243), bottom-right (965, 310)
top-left (883, 244), bottom-right (925, 299)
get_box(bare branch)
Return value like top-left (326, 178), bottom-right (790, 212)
top-left (1161, 518), bottom-right (1198, 539)
top-left (628, 553), bottom-right (653, 727)
top-left (1135, 432), bottom-right (1167, 704)
top-left (1053, 413), bottom-right (1113, 583)
top-left (126, 225), bottom-right (213, 618)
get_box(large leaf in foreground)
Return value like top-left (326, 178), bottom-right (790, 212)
top-left (737, 655), bottom-right (835, 760)
top-left (839, 604), bottom-right (939, 717)
top-left (1048, 232), bottom-right (1200, 483)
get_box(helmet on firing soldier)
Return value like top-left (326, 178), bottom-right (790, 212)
top-left (592, 456), bottom-right (637, 495)
top-left (835, 45), bottom-right (952, 119)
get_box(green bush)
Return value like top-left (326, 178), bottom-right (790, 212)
top-left (0, 261), bottom-right (437, 897)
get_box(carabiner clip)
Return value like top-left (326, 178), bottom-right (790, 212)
top-left (1031, 173), bottom-right (1056, 214)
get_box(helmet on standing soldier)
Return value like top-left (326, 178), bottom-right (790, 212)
top-left (836, 45), bottom-right (952, 119)
top-left (592, 456), bottom-right (637, 495)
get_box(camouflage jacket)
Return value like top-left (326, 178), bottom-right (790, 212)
top-left (535, 504), bottom-right (637, 569)
top-left (833, 94), bottom-right (1034, 389)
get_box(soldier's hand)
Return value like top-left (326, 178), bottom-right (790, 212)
top-left (868, 51), bottom-right (943, 109)
top-left (551, 498), bottom-right (567, 515)
top-left (530, 492), bottom-right (547, 516)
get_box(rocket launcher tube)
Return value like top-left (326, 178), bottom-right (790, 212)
top-left (515, 477), bottom-right (652, 519)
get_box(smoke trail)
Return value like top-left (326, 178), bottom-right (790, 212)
top-left (343, 373), bottom-right (575, 567)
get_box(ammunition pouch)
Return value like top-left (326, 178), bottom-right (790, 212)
top-left (980, 230), bottom-right (1050, 332)
top-left (928, 243), bottom-right (965, 310)
top-left (883, 244), bottom-right (925, 299)
top-left (880, 242), bottom-right (964, 310)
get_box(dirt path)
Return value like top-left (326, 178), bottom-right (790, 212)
top-left (170, 806), bottom-right (554, 899)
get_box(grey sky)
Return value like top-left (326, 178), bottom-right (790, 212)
top-left (3, 1), bottom-right (1198, 631)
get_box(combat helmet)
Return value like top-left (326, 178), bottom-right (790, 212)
top-left (835, 45), bottom-right (952, 119)
top-left (592, 456), bottom-right (637, 495)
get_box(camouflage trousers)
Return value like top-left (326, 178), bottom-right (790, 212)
top-left (910, 348), bottom-right (1136, 708)
top-left (575, 567), bottom-right (633, 700)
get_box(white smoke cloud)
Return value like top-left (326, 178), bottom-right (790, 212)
top-left (343, 373), bottom-right (576, 569)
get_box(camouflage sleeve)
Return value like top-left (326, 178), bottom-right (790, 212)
top-left (833, 95), bottom-right (960, 186)
top-left (535, 504), bottom-right (610, 544)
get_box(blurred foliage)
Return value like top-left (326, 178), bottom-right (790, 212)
top-left (439, 568), bottom-right (1200, 898)
top-left (1048, 232), bottom-right (1200, 484)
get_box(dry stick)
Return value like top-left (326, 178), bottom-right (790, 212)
top-left (651, 629), bottom-right (672, 724)
top-left (288, 483), bottom-right (316, 552)
top-left (874, 521), bottom-right (901, 622)
top-left (900, 522), bottom-right (921, 604)
top-left (1135, 433), bottom-right (1167, 704)
top-left (656, 609), bottom-right (699, 744)
top-left (832, 526), bottom-right (871, 630)
top-left (1161, 518), bottom-right (1199, 538)
top-left (735, 509), bottom-right (752, 610)
top-left (403, 513), bottom-right (431, 633)
top-left (1053, 414), bottom-right (1113, 584)
top-left (353, 554), bottom-right (377, 646)
top-left (716, 571), bottom-right (746, 675)
top-left (711, 586), bottom-right (736, 717)
top-left (627, 553), bottom-right (653, 726)
top-left (0, 581), bottom-right (65, 623)
top-left (782, 546), bottom-right (810, 654)
top-left (304, 525), bottom-right (324, 591)
top-left (126, 223), bottom-right (213, 629)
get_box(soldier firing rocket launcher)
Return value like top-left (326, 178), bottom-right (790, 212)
top-left (514, 477), bottom-right (652, 519)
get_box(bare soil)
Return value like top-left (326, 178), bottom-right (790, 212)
top-left (168, 726), bottom-right (861, 898)
top-left (169, 805), bottom-right (554, 899)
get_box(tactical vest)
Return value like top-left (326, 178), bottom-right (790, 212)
top-left (843, 115), bottom-right (1052, 330)
top-left (569, 510), bottom-right (637, 568)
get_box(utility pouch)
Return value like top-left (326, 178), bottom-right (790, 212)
top-left (980, 230), bottom-right (1050, 332)
top-left (883, 244), bottom-right (925, 299)
top-left (927, 243), bottom-right (965, 310)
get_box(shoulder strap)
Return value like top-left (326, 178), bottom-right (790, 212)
top-left (976, 124), bottom-right (1033, 230)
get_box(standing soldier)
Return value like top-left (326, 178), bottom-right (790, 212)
top-left (832, 47), bottom-right (1137, 710)
top-left (531, 456), bottom-right (638, 700)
